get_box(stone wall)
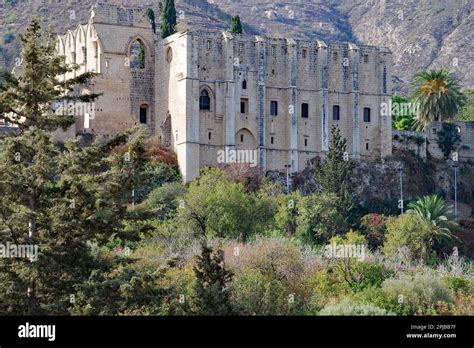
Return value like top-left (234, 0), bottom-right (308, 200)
top-left (393, 122), bottom-right (474, 161)
top-left (392, 130), bottom-right (427, 159)
top-left (427, 121), bottom-right (474, 161)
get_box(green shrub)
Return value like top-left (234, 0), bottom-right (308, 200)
top-left (319, 299), bottom-right (394, 316)
top-left (225, 236), bottom-right (306, 283)
top-left (333, 260), bottom-right (393, 293)
top-left (305, 268), bottom-right (350, 301)
top-left (351, 286), bottom-right (408, 315)
top-left (296, 192), bottom-right (349, 244)
top-left (135, 162), bottom-right (180, 203)
top-left (141, 182), bottom-right (187, 220)
top-left (329, 230), bottom-right (367, 246)
top-left (383, 213), bottom-right (433, 261)
top-left (443, 275), bottom-right (471, 295)
top-left (230, 269), bottom-right (296, 315)
top-left (381, 271), bottom-right (454, 315)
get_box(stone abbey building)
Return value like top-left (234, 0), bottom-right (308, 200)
top-left (57, 3), bottom-right (393, 182)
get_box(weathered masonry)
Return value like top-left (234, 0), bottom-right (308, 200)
top-left (57, 3), bottom-right (393, 182)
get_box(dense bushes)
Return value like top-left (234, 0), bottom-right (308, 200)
top-left (319, 299), bottom-right (393, 316)
top-left (381, 271), bottom-right (454, 315)
top-left (383, 214), bottom-right (432, 261)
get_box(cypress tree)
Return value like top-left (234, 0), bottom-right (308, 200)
top-left (146, 8), bottom-right (156, 33)
top-left (228, 15), bottom-right (243, 34)
top-left (138, 44), bottom-right (145, 69)
top-left (160, 0), bottom-right (177, 39)
top-left (192, 244), bottom-right (233, 315)
top-left (315, 126), bottom-right (354, 196)
top-left (314, 126), bottom-right (356, 223)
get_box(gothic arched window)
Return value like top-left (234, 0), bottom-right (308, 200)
top-left (130, 39), bottom-right (145, 69)
top-left (199, 89), bottom-right (211, 110)
top-left (242, 80), bottom-right (247, 90)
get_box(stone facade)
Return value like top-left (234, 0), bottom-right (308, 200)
top-left (57, 3), bottom-right (394, 182)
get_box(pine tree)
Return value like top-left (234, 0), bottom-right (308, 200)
top-left (228, 15), bottom-right (243, 34)
top-left (192, 244), bottom-right (233, 315)
top-left (0, 20), bottom-right (152, 314)
top-left (0, 20), bottom-right (99, 132)
top-left (160, 0), bottom-right (177, 39)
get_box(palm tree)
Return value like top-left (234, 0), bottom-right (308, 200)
top-left (407, 195), bottom-right (457, 251)
top-left (411, 69), bottom-right (466, 130)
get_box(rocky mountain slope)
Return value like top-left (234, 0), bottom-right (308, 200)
top-left (1, 0), bottom-right (473, 93)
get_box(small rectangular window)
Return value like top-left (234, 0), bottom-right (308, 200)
top-left (333, 105), bottom-right (340, 121)
top-left (333, 51), bottom-right (338, 61)
top-left (302, 49), bottom-right (307, 59)
top-left (240, 134), bottom-right (244, 142)
top-left (208, 132), bottom-right (212, 140)
top-left (364, 107), bottom-right (371, 122)
top-left (301, 103), bottom-right (309, 118)
top-left (363, 54), bottom-right (369, 63)
top-left (140, 107), bottom-right (147, 124)
top-left (304, 138), bottom-right (308, 147)
top-left (270, 101), bottom-right (278, 116)
top-left (271, 136), bottom-right (274, 145)
top-left (366, 142), bottom-right (369, 150)
top-left (240, 98), bottom-right (248, 114)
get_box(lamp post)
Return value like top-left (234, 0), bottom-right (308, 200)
top-left (284, 164), bottom-right (292, 193)
top-left (453, 162), bottom-right (458, 221)
top-left (397, 165), bottom-right (404, 214)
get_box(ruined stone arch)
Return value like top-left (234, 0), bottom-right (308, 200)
top-left (86, 23), bottom-right (97, 39)
top-left (199, 85), bottom-right (214, 111)
top-left (76, 25), bottom-right (86, 45)
top-left (82, 25), bottom-right (102, 73)
top-left (236, 128), bottom-right (257, 150)
top-left (75, 25), bottom-right (87, 69)
top-left (56, 36), bottom-right (65, 57)
top-left (65, 31), bottom-right (76, 70)
top-left (66, 31), bottom-right (75, 50)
